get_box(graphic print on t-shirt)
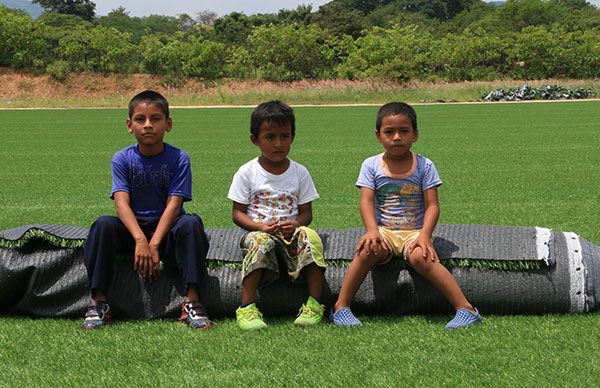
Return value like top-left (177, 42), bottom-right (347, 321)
top-left (130, 163), bottom-right (171, 194)
top-left (377, 182), bottom-right (422, 230)
top-left (251, 190), bottom-right (295, 223)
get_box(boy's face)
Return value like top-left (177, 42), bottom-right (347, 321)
top-left (126, 102), bottom-right (172, 155)
top-left (376, 114), bottom-right (418, 158)
top-left (251, 121), bottom-right (294, 164)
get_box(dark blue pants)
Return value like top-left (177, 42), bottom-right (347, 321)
top-left (83, 214), bottom-right (209, 297)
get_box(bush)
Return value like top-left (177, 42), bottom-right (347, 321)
top-left (435, 28), bottom-right (510, 81)
top-left (46, 60), bottom-right (70, 81)
top-left (337, 25), bottom-right (435, 81)
top-left (181, 37), bottom-right (226, 79)
top-left (0, 6), bottom-right (49, 69)
top-left (248, 23), bottom-right (336, 81)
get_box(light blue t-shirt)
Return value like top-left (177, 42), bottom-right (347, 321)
top-left (111, 143), bottom-right (192, 220)
top-left (356, 152), bottom-right (442, 230)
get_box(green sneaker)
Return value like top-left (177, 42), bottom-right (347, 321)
top-left (294, 296), bottom-right (325, 326)
top-left (236, 303), bottom-right (267, 330)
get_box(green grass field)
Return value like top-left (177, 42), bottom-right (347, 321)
top-left (1, 102), bottom-right (600, 385)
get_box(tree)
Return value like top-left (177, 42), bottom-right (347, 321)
top-left (248, 23), bottom-right (336, 81)
top-left (312, 1), bottom-right (367, 38)
top-left (196, 9), bottom-right (218, 26)
top-left (337, 25), bottom-right (436, 80)
top-left (214, 12), bottom-right (252, 44)
top-left (277, 5), bottom-right (313, 25)
top-left (0, 6), bottom-right (48, 68)
top-left (339, 0), bottom-right (389, 14)
top-left (37, 11), bottom-right (92, 47)
top-left (97, 7), bottom-right (144, 43)
top-left (177, 13), bottom-right (196, 33)
top-left (87, 26), bottom-right (137, 73)
top-left (553, 0), bottom-right (595, 9)
top-left (32, 0), bottom-right (95, 21)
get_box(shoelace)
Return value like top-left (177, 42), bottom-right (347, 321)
top-left (244, 308), bottom-right (263, 321)
top-left (85, 303), bottom-right (108, 320)
top-left (297, 304), bottom-right (317, 318)
top-left (185, 303), bottom-right (207, 320)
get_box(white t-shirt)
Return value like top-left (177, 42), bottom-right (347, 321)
top-left (228, 157), bottom-right (319, 223)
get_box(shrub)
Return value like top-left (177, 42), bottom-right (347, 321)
top-left (337, 25), bottom-right (435, 81)
top-left (46, 60), bottom-right (70, 81)
top-left (248, 23), bottom-right (336, 81)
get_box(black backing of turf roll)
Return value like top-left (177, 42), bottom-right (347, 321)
top-left (0, 224), bottom-right (597, 318)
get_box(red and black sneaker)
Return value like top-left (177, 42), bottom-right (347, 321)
top-left (180, 301), bottom-right (212, 330)
top-left (81, 300), bottom-right (111, 330)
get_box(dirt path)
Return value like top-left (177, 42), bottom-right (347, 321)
top-left (1, 69), bottom-right (598, 109)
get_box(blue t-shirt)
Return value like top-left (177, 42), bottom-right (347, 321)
top-left (356, 152), bottom-right (442, 230)
top-left (111, 143), bottom-right (192, 220)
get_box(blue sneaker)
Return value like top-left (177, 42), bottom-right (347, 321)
top-left (180, 301), bottom-right (212, 330)
top-left (445, 308), bottom-right (481, 330)
top-left (81, 300), bottom-right (111, 330)
top-left (331, 307), bottom-right (362, 327)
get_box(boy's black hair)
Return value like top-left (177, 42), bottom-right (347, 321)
top-left (128, 90), bottom-right (169, 119)
top-left (250, 100), bottom-right (296, 137)
top-left (376, 102), bottom-right (417, 132)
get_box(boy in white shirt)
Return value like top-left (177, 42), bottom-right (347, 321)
top-left (227, 101), bottom-right (326, 330)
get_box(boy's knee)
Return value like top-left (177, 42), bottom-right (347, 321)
top-left (297, 226), bottom-right (322, 244)
top-left (178, 215), bottom-right (203, 232)
top-left (243, 231), bottom-right (276, 250)
top-left (356, 249), bottom-right (388, 266)
top-left (91, 216), bottom-right (121, 232)
top-left (406, 248), bottom-right (432, 272)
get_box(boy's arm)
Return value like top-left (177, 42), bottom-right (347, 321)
top-left (356, 187), bottom-right (388, 257)
top-left (145, 195), bottom-right (185, 280)
top-left (409, 187), bottom-right (440, 262)
top-left (114, 191), bottom-right (154, 279)
top-left (278, 202), bottom-right (313, 238)
top-left (232, 202), bottom-right (279, 234)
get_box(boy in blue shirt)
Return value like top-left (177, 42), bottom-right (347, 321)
top-left (227, 101), bottom-right (326, 330)
top-left (82, 90), bottom-right (212, 330)
top-left (331, 102), bottom-right (481, 330)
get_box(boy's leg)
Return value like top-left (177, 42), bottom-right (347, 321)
top-left (305, 263), bottom-right (325, 301)
top-left (330, 249), bottom-right (387, 327)
top-left (239, 231), bottom-right (280, 303)
top-left (333, 249), bottom-right (388, 312)
top-left (82, 215), bottom-right (133, 329)
top-left (162, 214), bottom-right (210, 294)
top-left (405, 244), bottom-right (481, 329)
top-left (83, 215), bottom-right (134, 300)
top-left (162, 214), bottom-right (212, 329)
top-left (236, 232), bottom-right (279, 330)
top-left (241, 269), bottom-right (264, 306)
top-left (287, 227), bottom-right (326, 326)
top-left (405, 245), bottom-right (474, 312)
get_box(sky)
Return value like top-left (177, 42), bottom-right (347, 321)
top-left (93, 0), bottom-right (600, 17)
top-left (95, 1), bottom-right (331, 17)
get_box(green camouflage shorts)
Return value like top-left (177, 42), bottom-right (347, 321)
top-left (240, 226), bottom-right (326, 286)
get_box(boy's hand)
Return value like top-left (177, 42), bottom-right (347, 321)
top-left (278, 220), bottom-right (299, 239)
top-left (134, 239), bottom-right (160, 281)
top-left (409, 234), bottom-right (439, 262)
top-left (134, 239), bottom-right (152, 280)
top-left (356, 230), bottom-right (388, 257)
top-left (148, 242), bottom-right (161, 281)
top-left (258, 221), bottom-right (279, 235)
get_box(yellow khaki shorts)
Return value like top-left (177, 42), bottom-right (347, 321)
top-left (378, 227), bottom-right (421, 265)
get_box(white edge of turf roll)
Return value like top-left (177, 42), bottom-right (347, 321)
top-left (564, 232), bottom-right (587, 313)
top-left (535, 227), bottom-right (553, 265)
